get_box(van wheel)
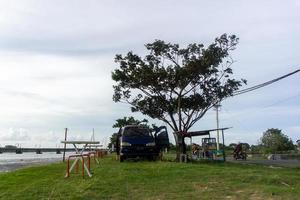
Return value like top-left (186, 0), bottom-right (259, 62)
top-left (120, 156), bottom-right (125, 162)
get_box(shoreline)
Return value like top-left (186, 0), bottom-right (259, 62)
top-left (0, 158), bottom-right (61, 173)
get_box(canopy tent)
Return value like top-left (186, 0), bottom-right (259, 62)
top-left (178, 127), bottom-right (231, 162)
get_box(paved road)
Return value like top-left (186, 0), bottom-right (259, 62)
top-left (227, 158), bottom-right (300, 168)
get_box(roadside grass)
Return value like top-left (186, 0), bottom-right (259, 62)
top-left (0, 155), bottom-right (300, 199)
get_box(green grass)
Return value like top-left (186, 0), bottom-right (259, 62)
top-left (0, 155), bottom-right (300, 200)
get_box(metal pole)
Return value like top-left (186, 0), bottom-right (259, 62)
top-left (63, 128), bottom-right (68, 162)
top-left (90, 128), bottom-right (95, 151)
top-left (222, 129), bottom-right (226, 162)
top-left (214, 104), bottom-right (221, 151)
top-left (91, 128), bottom-right (95, 141)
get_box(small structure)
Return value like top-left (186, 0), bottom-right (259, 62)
top-left (36, 149), bottom-right (42, 154)
top-left (15, 144), bottom-right (23, 154)
top-left (16, 149), bottom-right (23, 154)
top-left (5, 145), bottom-right (17, 149)
top-left (56, 149), bottom-right (61, 154)
top-left (179, 127), bottom-right (230, 162)
top-left (36, 145), bottom-right (42, 154)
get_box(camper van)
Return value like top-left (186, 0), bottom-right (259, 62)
top-left (117, 125), bottom-right (169, 162)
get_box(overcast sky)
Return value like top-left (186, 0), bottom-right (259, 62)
top-left (0, 0), bottom-right (299, 147)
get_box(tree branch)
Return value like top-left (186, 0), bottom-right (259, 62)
top-left (168, 112), bottom-right (179, 131)
top-left (166, 53), bottom-right (181, 68)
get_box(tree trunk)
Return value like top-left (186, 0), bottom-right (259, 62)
top-left (173, 132), bottom-right (186, 161)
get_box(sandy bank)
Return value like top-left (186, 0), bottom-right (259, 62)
top-left (0, 158), bottom-right (61, 173)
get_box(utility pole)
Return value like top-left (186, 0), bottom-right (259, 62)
top-left (214, 104), bottom-right (221, 151)
top-left (91, 128), bottom-right (95, 141)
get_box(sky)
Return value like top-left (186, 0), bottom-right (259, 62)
top-left (0, 0), bottom-right (299, 147)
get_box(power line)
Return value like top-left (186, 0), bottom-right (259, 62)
top-left (233, 69), bottom-right (300, 96)
top-left (262, 92), bottom-right (300, 108)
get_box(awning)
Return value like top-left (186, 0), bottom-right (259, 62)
top-left (179, 127), bottom-right (231, 137)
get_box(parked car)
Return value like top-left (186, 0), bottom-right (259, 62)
top-left (116, 125), bottom-right (169, 162)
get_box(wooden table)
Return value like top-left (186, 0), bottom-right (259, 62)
top-left (61, 140), bottom-right (99, 177)
top-left (87, 144), bottom-right (103, 149)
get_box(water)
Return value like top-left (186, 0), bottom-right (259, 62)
top-left (1, 152), bottom-right (62, 164)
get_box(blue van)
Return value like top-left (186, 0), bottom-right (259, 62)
top-left (116, 125), bottom-right (169, 162)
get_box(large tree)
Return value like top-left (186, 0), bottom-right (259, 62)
top-left (260, 128), bottom-right (294, 153)
top-left (112, 34), bottom-right (246, 158)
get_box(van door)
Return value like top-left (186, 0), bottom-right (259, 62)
top-left (116, 128), bottom-right (122, 156)
top-left (154, 126), bottom-right (169, 150)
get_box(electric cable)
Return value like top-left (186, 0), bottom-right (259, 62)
top-left (233, 69), bottom-right (300, 96)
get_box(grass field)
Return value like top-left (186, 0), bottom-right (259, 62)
top-left (0, 155), bottom-right (300, 200)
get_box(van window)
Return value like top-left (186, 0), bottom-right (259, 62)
top-left (123, 127), bottom-right (153, 137)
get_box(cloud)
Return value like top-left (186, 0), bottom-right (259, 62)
top-left (288, 126), bottom-right (300, 132)
top-left (0, 128), bottom-right (31, 141)
top-left (34, 131), bottom-right (60, 143)
top-left (1, 1), bottom-right (299, 56)
top-left (0, 0), bottom-right (299, 147)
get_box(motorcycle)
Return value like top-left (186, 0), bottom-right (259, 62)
top-left (233, 151), bottom-right (247, 160)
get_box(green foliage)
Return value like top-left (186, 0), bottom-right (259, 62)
top-left (242, 143), bottom-right (250, 151)
top-left (108, 132), bottom-right (118, 149)
top-left (260, 128), bottom-right (295, 153)
top-left (229, 143), bottom-right (236, 149)
top-left (250, 144), bottom-right (263, 154)
top-left (112, 34), bottom-right (246, 134)
top-left (112, 116), bottom-right (149, 128)
top-left (227, 143), bottom-right (250, 152)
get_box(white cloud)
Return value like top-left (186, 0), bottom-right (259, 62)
top-left (0, 128), bottom-right (31, 141)
top-left (288, 126), bottom-right (300, 133)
